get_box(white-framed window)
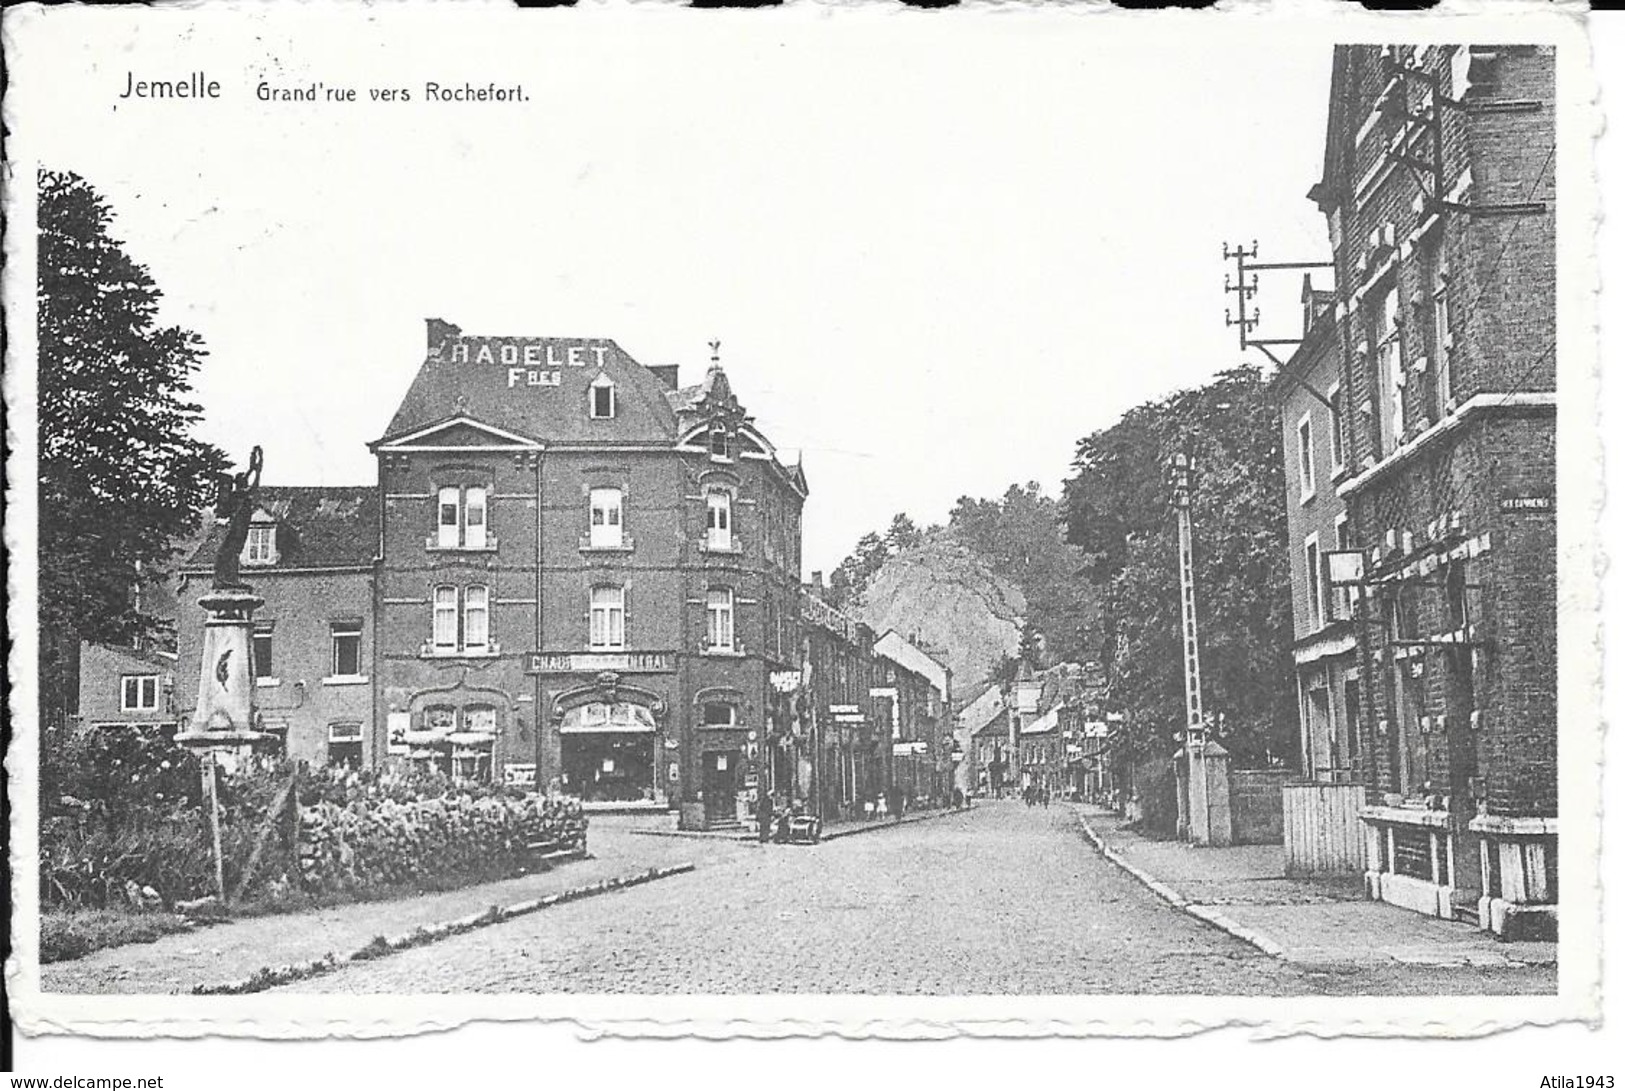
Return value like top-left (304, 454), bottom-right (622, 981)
top-left (1372, 283), bottom-right (1404, 456)
top-left (590, 585), bottom-right (626, 650)
top-left (433, 585), bottom-right (459, 649)
top-left (431, 585), bottom-right (491, 653)
top-left (438, 487), bottom-right (461, 548)
top-left (589, 487), bottom-right (624, 548)
top-left (1334, 515), bottom-right (1355, 619)
top-left (590, 374), bottom-right (616, 419)
top-left (437, 485), bottom-right (490, 549)
top-left (1304, 535), bottom-right (1323, 630)
top-left (121, 674), bottom-right (159, 712)
top-left (331, 620), bottom-right (363, 677)
top-left (702, 701), bottom-right (737, 727)
top-left (1428, 247), bottom-right (1454, 420)
top-left (706, 490), bottom-right (733, 550)
top-left (710, 426), bottom-right (731, 460)
top-left (245, 525), bottom-right (276, 565)
top-left (251, 628), bottom-right (275, 678)
top-left (328, 722), bottom-right (363, 769)
top-left (706, 587), bottom-right (735, 651)
top-left (463, 585), bottom-right (490, 652)
top-left (1297, 413), bottom-right (1316, 501)
top-left (465, 705), bottom-right (498, 735)
top-left (464, 486), bottom-right (488, 549)
top-left (1328, 385), bottom-right (1345, 471)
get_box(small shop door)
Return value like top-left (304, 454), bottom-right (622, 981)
top-left (704, 751), bottom-right (737, 821)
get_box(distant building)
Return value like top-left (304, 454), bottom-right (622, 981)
top-left (1273, 278), bottom-right (1360, 785)
top-left (801, 585), bottom-right (880, 820)
top-left (1307, 44), bottom-right (1556, 937)
top-left (958, 682), bottom-right (1008, 796)
top-left (76, 641), bottom-right (180, 733)
top-left (873, 630), bottom-right (953, 804)
top-left (176, 487), bottom-right (377, 767)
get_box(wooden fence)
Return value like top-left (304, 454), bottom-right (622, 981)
top-left (1282, 782), bottom-right (1365, 876)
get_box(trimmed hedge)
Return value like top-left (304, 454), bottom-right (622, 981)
top-left (40, 728), bottom-right (587, 910)
top-left (297, 793), bottom-right (586, 895)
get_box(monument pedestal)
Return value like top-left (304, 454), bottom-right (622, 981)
top-left (177, 589), bottom-right (269, 902)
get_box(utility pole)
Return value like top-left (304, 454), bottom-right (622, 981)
top-left (1168, 449), bottom-right (1208, 841)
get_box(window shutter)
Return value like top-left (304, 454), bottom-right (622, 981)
top-left (623, 585), bottom-right (634, 645)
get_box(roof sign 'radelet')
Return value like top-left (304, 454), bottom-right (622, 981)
top-left (441, 336), bottom-right (613, 389)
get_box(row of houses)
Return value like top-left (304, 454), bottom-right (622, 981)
top-left (1272, 44), bottom-right (1557, 938)
top-left (75, 322), bottom-right (952, 831)
top-left (959, 660), bottom-right (1109, 801)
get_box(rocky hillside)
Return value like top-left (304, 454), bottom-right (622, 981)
top-left (851, 531), bottom-right (1026, 694)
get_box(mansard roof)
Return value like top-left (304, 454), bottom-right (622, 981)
top-left (181, 486), bottom-right (378, 572)
top-left (376, 320), bottom-right (679, 447)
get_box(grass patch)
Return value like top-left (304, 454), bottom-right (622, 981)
top-left (41, 908), bottom-right (200, 964)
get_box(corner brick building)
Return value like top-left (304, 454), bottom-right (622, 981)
top-left (369, 320), bottom-right (807, 829)
top-left (1308, 44), bottom-right (1556, 937)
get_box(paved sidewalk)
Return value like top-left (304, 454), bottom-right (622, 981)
top-left (41, 817), bottom-right (748, 995)
top-left (1076, 804), bottom-right (1557, 973)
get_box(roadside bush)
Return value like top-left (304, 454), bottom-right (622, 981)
top-left (40, 726), bottom-right (586, 912)
top-left (297, 793), bottom-right (585, 896)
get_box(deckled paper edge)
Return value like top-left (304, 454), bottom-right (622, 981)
top-left (1, 0), bottom-right (1604, 1041)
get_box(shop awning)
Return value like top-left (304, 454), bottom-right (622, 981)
top-left (559, 701), bottom-right (658, 734)
top-left (403, 729), bottom-right (449, 746)
top-left (447, 731), bottom-right (497, 746)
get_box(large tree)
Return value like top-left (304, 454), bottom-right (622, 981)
top-left (1062, 365), bottom-right (1295, 767)
top-left (37, 169), bottom-right (228, 719)
top-left (948, 482), bottom-right (1100, 666)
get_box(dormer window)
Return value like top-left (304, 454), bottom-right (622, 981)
top-left (710, 426), bottom-right (731, 460)
top-left (590, 374), bottom-right (616, 419)
top-left (245, 524), bottom-right (276, 566)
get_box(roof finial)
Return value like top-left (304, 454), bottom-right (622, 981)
top-left (708, 339), bottom-right (721, 366)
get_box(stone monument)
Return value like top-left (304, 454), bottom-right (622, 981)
top-left (182, 446), bottom-right (267, 741)
top-left (175, 446), bottom-right (268, 900)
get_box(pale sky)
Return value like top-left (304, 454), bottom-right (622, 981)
top-left (12, 6), bottom-right (1334, 576)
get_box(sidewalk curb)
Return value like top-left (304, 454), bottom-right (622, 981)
top-left (1074, 809), bottom-right (1288, 961)
top-left (193, 862), bottom-right (697, 995)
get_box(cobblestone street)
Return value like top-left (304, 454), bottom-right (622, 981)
top-left (274, 801), bottom-right (1551, 995)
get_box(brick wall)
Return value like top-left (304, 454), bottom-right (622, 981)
top-left (1230, 767), bottom-right (1293, 845)
top-left (1318, 45), bottom-right (1556, 820)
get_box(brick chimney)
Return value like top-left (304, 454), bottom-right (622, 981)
top-left (426, 318), bottom-right (462, 357)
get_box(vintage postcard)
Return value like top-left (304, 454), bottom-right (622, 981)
top-left (2, 0), bottom-right (1604, 1045)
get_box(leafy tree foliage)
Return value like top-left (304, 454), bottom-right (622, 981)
top-left (884, 513), bottom-right (923, 553)
top-left (948, 483), bottom-right (1100, 666)
top-left (826, 527), bottom-right (895, 608)
top-left (1062, 365), bottom-right (1295, 767)
top-left (37, 169), bottom-right (228, 719)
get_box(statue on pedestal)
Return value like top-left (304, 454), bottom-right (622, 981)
top-left (212, 445), bottom-right (264, 591)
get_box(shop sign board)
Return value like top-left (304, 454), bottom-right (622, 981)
top-left (770, 670), bottom-right (802, 693)
top-left (526, 651), bottom-right (673, 674)
top-left (504, 763), bottom-right (537, 788)
top-left (891, 741), bottom-right (928, 756)
top-left (386, 711), bottom-right (411, 755)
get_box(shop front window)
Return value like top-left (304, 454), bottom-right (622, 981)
top-left (328, 722), bottom-right (363, 769)
top-left (559, 699), bottom-right (660, 804)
